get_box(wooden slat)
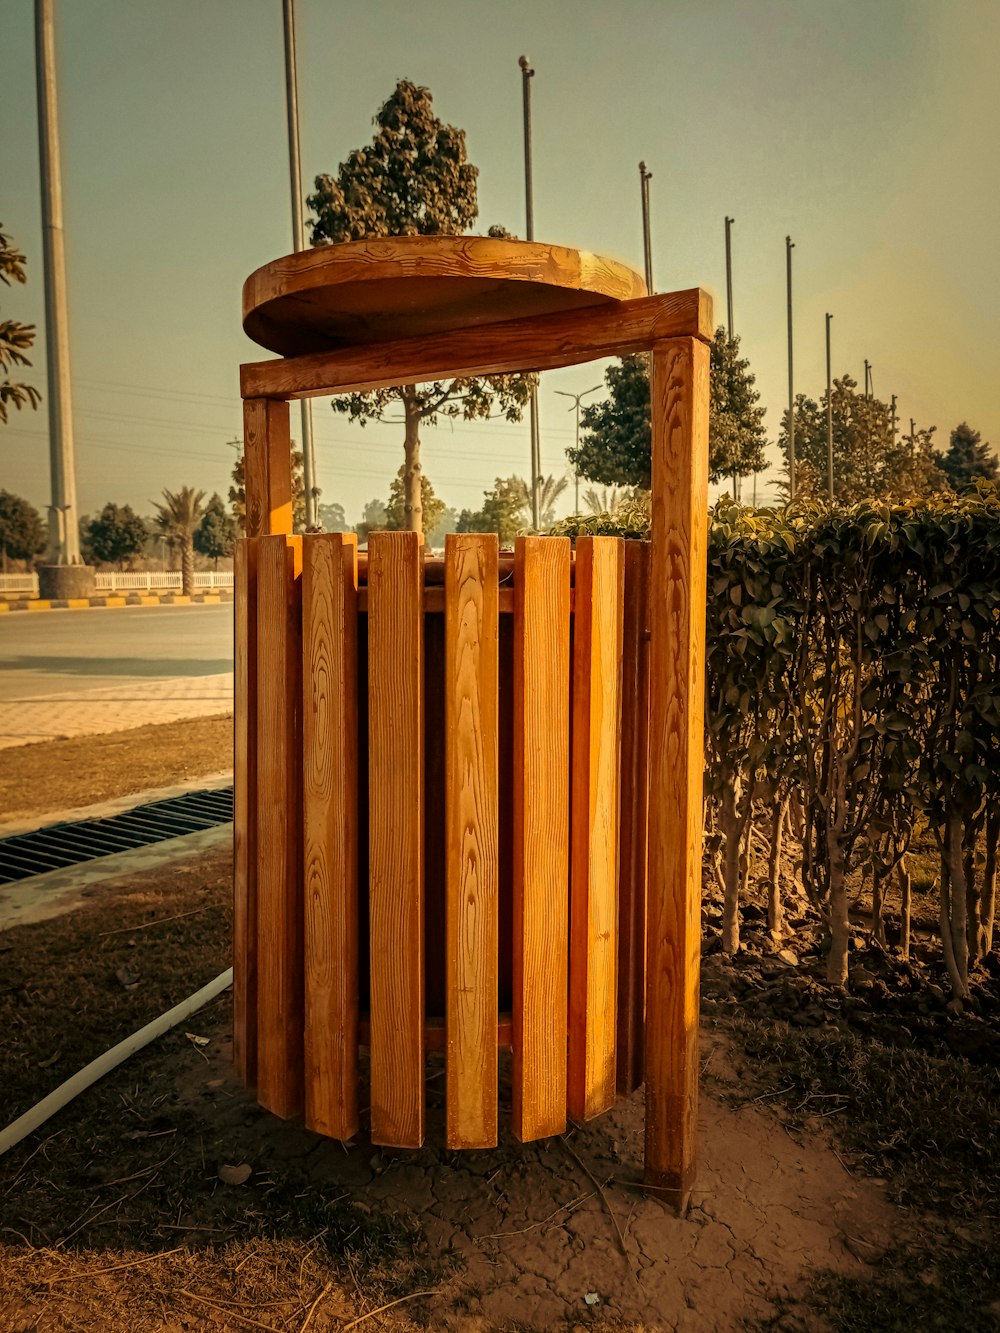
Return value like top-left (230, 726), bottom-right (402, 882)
top-left (242, 398), bottom-right (293, 537)
top-left (255, 534), bottom-right (304, 1119)
top-left (367, 531), bottom-right (425, 1148)
top-left (644, 338), bottom-right (710, 1208)
top-left (302, 533), bottom-right (359, 1140)
top-left (568, 537), bottom-right (625, 1121)
top-left (512, 536), bottom-right (571, 1141)
top-left (240, 290), bottom-right (714, 401)
top-left (233, 536), bottom-right (258, 1086)
top-left (444, 534), bottom-right (500, 1148)
top-left (616, 540), bottom-right (651, 1095)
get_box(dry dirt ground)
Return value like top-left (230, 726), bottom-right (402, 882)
top-left (0, 714), bottom-right (233, 827)
top-left (0, 841), bottom-right (906, 1332)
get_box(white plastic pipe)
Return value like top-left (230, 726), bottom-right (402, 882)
top-left (0, 967), bottom-right (233, 1158)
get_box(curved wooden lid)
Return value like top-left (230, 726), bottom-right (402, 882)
top-left (242, 236), bottom-right (646, 357)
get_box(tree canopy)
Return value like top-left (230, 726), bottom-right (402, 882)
top-left (153, 486), bottom-right (205, 595)
top-left (230, 446), bottom-right (306, 533)
top-left (0, 489), bottom-right (45, 565)
top-left (85, 502), bottom-right (148, 570)
top-left (0, 225), bottom-right (42, 425)
top-left (194, 493), bottom-right (237, 568)
top-left (938, 422), bottom-right (998, 491)
top-left (567, 329), bottom-right (767, 491)
top-left (777, 377), bottom-right (948, 503)
top-left (307, 80), bottom-right (532, 535)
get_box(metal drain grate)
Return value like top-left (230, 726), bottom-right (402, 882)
top-left (0, 786), bottom-right (233, 885)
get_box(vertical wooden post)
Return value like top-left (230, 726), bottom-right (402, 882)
top-left (233, 536), bottom-right (258, 1087)
top-left (255, 532), bottom-right (304, 1120)
top-left (512, 535), bottom-right (570, 1141)
top-left (243, 398), bottom-right (293, 537)
top-left (644, 337), bottom-right (710, 1209)
top-left (568, 536), bottom-right (624, 1121)
top-left (302, 533), bottom-right (359, 1140)
top-left (445, 534), bottom-right (499, 1149)
top-left (367, 531), bottom-right (425, 1148)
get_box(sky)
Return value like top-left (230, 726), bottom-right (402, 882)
top-left (2, 0), bottom-right (998, 529)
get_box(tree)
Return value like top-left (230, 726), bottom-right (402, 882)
top-left (567, 329), bottom-right (768, 491)
top-left (307, 79), bottom-right (532, 535)
top-left (152, 486), bottom-right (205, 595)
top-left (229, 446), bottom-right (306, 533)
top-left (938, 422), bottom-right (998, 491)
top-left (85, 502), bottom-right (148, 570)
top-left (356, 496), bottom-right (387, 546)
top-left (0, 225), bottom-right (41, 425)
top-left (582, 485), bottom-right (633, 516)
top-left (0, 489), bottom-right (45, 570)
top-left (456, 475), bottom-right (529, 544)
top-left (777, 377), bottom-right (949, 503)
top-left (384, 467), bottom-right (445, 536)
top-left (317, 501), bottom-right (347, 531)
top-left (194, 492), bottom-right (237, 570)
top-left (512, 474), bottom-right (568, 529)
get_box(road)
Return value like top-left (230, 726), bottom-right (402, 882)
top-left (0, 604), bottom-right (233, 747)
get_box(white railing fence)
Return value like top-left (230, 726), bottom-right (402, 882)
top-left (0, 571), bottom-right (235, 597)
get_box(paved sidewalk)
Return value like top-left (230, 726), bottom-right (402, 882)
top-left (0, 672), bottom-right (233, 749)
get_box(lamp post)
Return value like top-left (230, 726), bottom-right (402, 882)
top-left (826, 313), bottom-right (834, 503)
top-left (519, 55), bottom-right (542, 530)
top-left (555, 384), bottom-right (602, 513)
top-left (639, 162), bottom-right (653, 293)
top-left (282, 0), bottom-right (317, 528)
top-left (725, 216), bottom-right (734, 338)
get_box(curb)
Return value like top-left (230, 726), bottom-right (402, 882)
top-left (0, 590), bottom-right (234, 614)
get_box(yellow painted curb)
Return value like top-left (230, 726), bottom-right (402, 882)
top-left (136, 595), bottom-right (161, 605)
top-left (0, 604), bottom-right (9, 613)
top-left (200, 595), bottom-right (221, 604)
top-left (26, 600), bottom-right (52, 611)
top-left (65, 598), bottom-right (90, 609)
top-left (171, 595), bottom-right (192, 604)
top-left (105, 596), bottom-right (127, 607)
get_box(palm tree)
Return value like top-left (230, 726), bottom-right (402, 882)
top-left (513, 474), bottom-right (569, 531)
top-left (582, 485), bottom-right (628, 516)
top-left (152, 486), bottom-right (206, 595)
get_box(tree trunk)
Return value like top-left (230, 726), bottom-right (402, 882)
top-left (983, 806), bottom-right (999, 956)
top-left (964, 818), bottom-right (981, 966)
top-left (941, 811), bottom-right (970, 998)
top-left (871, 866), bottom-right (887, 948)
top-left (897, 856), bottom-right (911, 960)
top-left (720, 782), bottom-right (745, 956)
top-left (181, 537), bottom-right (194, 597)
top-left (826, 824), bottom-right (850, 987)
top-left (402, 390), bottom-right (423, 536)
top-left (767, 793), bottom-right (788, 938)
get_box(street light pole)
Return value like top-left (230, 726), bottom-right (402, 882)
top-left (786, 236), bottom-right (796, 500)
top-left (282, 0), bottom-right (317, 529)
top-left (519, 55), bottom-right (541, 530)
top-left (35, 0), bottom-right (81, 565)
top-left (639, 162), bottom-right (654, 294)
top-left (555, 384), bottom-right (602, 513)
top-left (725, 216), bottom-right (734, 338)
top-left (826, 313), bottom-right (834, 503)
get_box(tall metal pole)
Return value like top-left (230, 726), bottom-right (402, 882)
top-left (519, 55), bottom-right (541, 530)
top-left (725, 216), bottom-right (734, 338)
top-left (282, 0), bottom-right (317, 529)
top-left (639, 162), bottom-right (654, 294)
top-left (825, 313), bottom-right (834, 503)
top-left (556, 384), bottom-right (602, 513)
top-left (891, 393), bottom-right (897, 446)
top-left (34, 0), bottom-right (80, 565)
top-left (786, 236), bottom-right (795, 500)
top-left (864, 358), bottom-right (871, 400)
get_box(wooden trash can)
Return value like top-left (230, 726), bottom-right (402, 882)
top-left (233, 237), bottom-right (711, 1209)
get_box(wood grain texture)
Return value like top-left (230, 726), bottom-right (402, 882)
top-left (243, 236), bottom-right (646, 356)
top-left (512, 536), bottom-right (571, 1142)
top-left (302, 533), bottom-right (359, 1140)
top-left (644, 338), bottom-right (710, 1206)
top-left (233, 537), bottom-right (258, 1087)
top-left (444, 535), bottom-right (500, 1149)
top-left (255, 534), bottom-right (304, 1119)
top-left (367, 531), bottom-right (425, 1148)
top-left (240, 290), bottom-right (713, 402)
top-left (242, 399), bottom-right (293, 537)
top-left (568, 537), bottom-right (625, 1121)
top-left (616, 540), bottom-right (651, 1096)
